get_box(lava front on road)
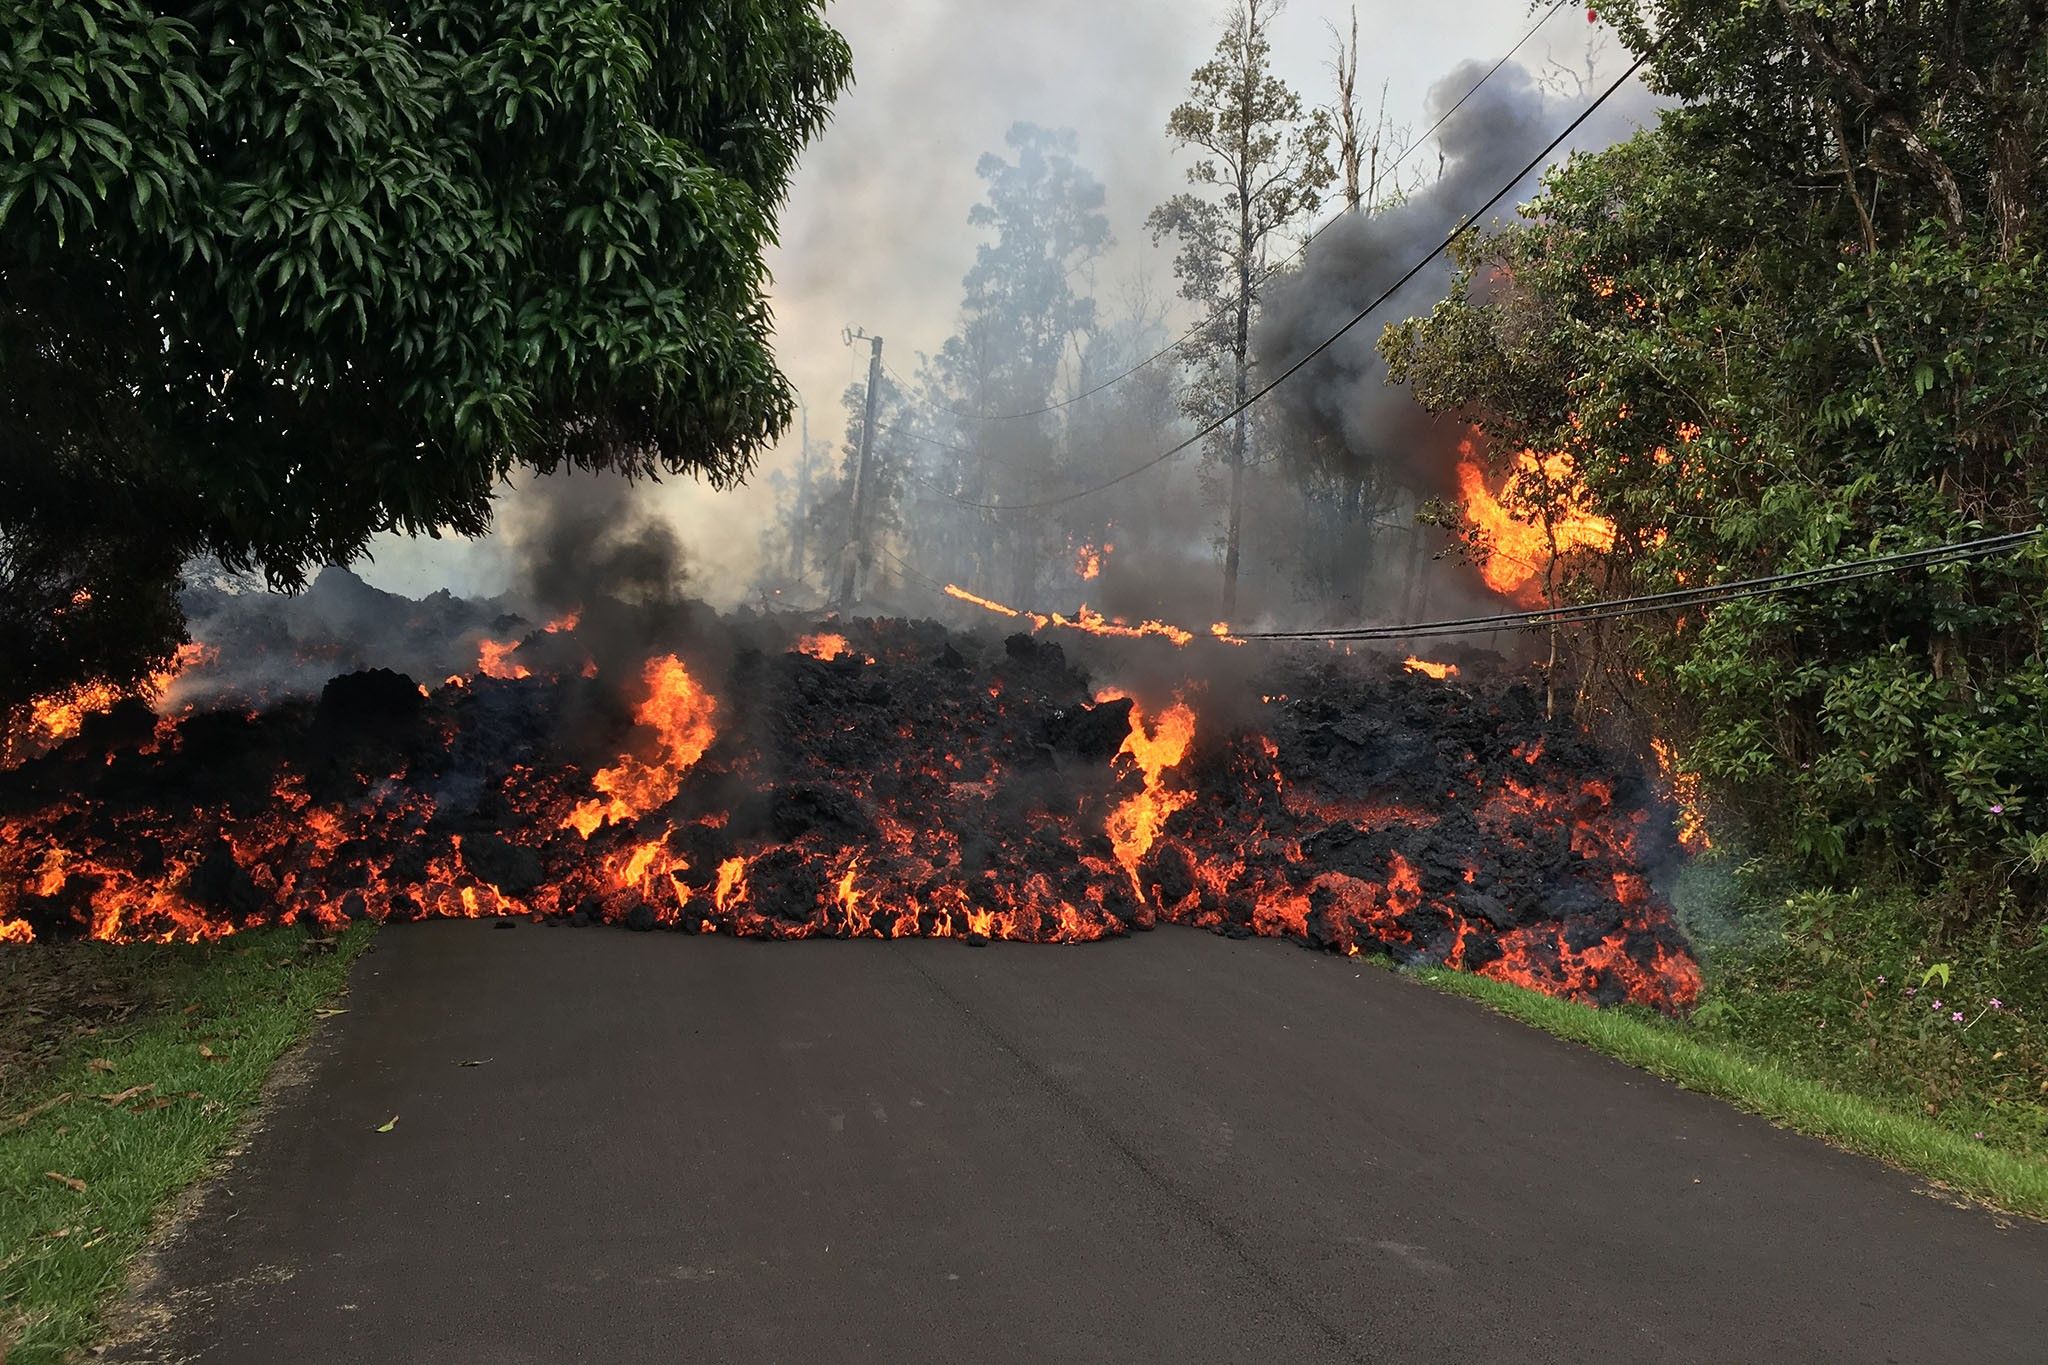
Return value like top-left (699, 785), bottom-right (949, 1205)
top-left (1, 605), bottom-right (1697, 1011)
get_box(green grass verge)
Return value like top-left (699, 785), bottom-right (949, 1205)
top-left (1405, 961), bottom-right (2048, 1221)
top-left (0, 926), bottom-right (373, 1362)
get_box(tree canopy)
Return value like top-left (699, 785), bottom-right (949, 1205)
top-left (0, 0), bottom-right (851, 708)
top-left (1383, 0), bottom-right (2048, 905)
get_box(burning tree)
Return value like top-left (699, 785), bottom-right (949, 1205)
top-left (0, 1), bottom-right (851, 715)
top-left (1381, 0), bottom-right (2048, 906)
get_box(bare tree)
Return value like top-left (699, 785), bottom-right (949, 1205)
top-left (1149, 0), bottom-right (1333, 616)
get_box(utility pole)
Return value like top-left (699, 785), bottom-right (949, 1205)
top-left (833, 328), bottom-right (884, 608)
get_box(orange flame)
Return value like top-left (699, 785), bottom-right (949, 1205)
top-left (1075, 543), bottom-right (1105, 580)
top-left (943, 583), bottom-right (1048, 629)
top-left (477, 638), bottom-right (532, 681)
top-left (1103, 695), bottom-right (1198, 896)
top-left (1456, 442), bottom-right (1615, 599)
top-left (796, 632), bottom-right (853, 661)
top-left (564, 655), bottom-right (718, 836)
top-left (1048, 606), bottom-right (1194, 648)
top-left (5, 641), bottom-right (217, 766)
top-left (475, 612), bottom-right (581, 682)
top-left (1651, 737), bottom-right (1711, 854)
top-left (1403, 656), bottom-right (1458, 680)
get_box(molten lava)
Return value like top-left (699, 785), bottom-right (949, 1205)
top-left (0, 614), bottom-right (1702, 1013)
top-left (796, 632), bottom-right (854, 661)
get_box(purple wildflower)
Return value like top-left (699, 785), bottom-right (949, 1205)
top-left (1952, 1011), bottom-right (1965, 1022)
top-left (1990, 999), bottom-right (2003, 1010)
top-left (1991, 803), bottom-right (2006, 815)
top-left (1974, 1132), bottom-right (1986, 1141)
top-left (1905, 987), bottom-right (1917, 997)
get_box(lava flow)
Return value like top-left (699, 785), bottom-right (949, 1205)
top-left (0, 603), bottom-right (1700, 1012)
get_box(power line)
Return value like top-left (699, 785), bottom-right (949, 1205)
top-left (942, 46), bottom-right (1652, 514)
top-left (876, 421), bottom-right (973, 456)
top-left (1228, 531), bottom-right (2039, 642)
top-left (903, 0), bottom-right (1577, 425)
top-left (887, 529), bottom-right (2035, 642)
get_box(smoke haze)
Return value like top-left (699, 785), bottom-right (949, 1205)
top-left (348, 2), bottom-right (1656, 631)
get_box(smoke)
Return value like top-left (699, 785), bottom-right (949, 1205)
top-left (1257, 59), bottom-right (1542, 500)
top-left (1244, 57), bottom-right (1658, 627)
top-left (502, 472), bottom-right (689, 614)
top-left (332, 15), bottom-right (1661, 648)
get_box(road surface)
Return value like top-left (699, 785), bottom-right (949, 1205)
top-left (113, 923), bottom-right (2048, 1363)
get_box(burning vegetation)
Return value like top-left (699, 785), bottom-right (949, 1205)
top-left (1454, 439), bottom-right (1617, 602)
top-left (0, 594), bottom-right (1700, 1013)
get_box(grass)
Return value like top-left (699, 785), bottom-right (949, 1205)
top-left (0, 926), bottom-right (372, 1363)
top-left (1400, 925), bottom-right (2048, 1219)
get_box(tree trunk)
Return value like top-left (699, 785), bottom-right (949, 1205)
top-left (1333, 7), bottom-right (1362, 213)
top-left (1224, 208), bottom-right (1252, 619)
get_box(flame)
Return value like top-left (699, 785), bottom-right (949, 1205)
top-left (1103, 696), bottom-right (1198, 897)
top-left (477, 638), bottom-right (532, 681)
top-left (474, 613), bottom-right (582, 682)
top-left (1651, 737), bottom-right (1711, 854)
top-left (1049, 607), bottom-right (1193, 648)
top-left (564, 655), bottom-right (718, 836)
top-left (1403, 656), bottom-right (1458, 680)
top-left (796, 632), bottom-right (853, 661)
top-left (25, 681), bottom-right (124, 747)
top-left (4, 641), bottom-right (218, 766)
top-left (1075, 543), bottom-right (1105, 580)
top-left (943, 583), bottom-right (1048, 629)
top-left (1456, 441), bottom-right (1615, 599)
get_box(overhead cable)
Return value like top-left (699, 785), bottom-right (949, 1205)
top-left (907, 0), bottom-right (1579, 425)
top-left (940, 46), bottom-right (1652, 513)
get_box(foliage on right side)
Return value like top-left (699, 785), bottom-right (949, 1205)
top-left (1381, 2), bottom-right (2048, 926)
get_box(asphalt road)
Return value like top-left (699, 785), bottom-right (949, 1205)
top-left (115, 923), bottom-right (2048, 1364)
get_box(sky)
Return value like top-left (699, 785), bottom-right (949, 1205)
top-left (354, 0), bottom-right (1624, 603)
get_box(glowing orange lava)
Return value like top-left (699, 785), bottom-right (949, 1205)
top-left (796, 632), bottom-right (853, 661)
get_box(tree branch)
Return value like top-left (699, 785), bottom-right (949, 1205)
top-left (1773, 0), bottom-right (1965, 232)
